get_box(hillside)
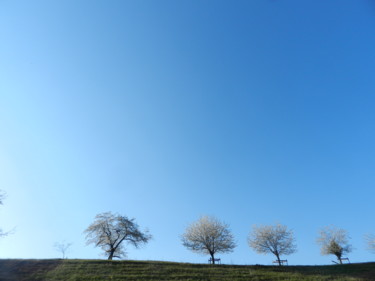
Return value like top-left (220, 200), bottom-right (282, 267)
top-left (0, 259), bottom-right (374, 281)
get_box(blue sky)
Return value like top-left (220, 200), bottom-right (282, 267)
top-left (0, 0), bottom-right (375, 265)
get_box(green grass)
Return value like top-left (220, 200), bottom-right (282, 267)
top-left (0, 259), bottom-right (374, 281)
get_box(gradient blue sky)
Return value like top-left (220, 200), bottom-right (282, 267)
top-left (1, 0), bottom-right (375, 265)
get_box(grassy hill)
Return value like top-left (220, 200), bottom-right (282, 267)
top-left (0, 259), bottom-right (374, 281)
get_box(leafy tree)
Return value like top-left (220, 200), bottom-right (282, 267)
top-left (317, 226), bottom-right (352, 264)
top-left (181, 216), bottom-right (236, 264)
top-left (248, 223), bottom-right (297, 266)
top-left (84, 212), bottom-right (151, 260)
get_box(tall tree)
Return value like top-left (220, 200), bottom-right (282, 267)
top-left (181, 216), bottom-right (236, 264)
top-left (317, 226), bottom-right (352, 264)
top-left (248, 223), bottom-right (297, 266)
top-left (84, 212), bottom-right (151, 260)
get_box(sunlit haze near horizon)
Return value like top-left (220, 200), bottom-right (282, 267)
top-left (1, 0), bottom-right (375, 265)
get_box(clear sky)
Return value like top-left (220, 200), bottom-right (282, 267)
top-left (0, 0), bottom-right (375, 265)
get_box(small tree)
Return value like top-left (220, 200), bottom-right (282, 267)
top-left (317, 226), bottom-right (352, 264)
top-left (181, 216), bottom-right (236, 264)
top-left (248, 223), bottom-right (297, 266)
top-left (54, 241), bottom-right (72, 259)
top-left (0, 191), bottom-right (8, 237)
top-left (84, 212), bottom-right (151, 260)
top-left (364, 234), bottom-right (375, 253)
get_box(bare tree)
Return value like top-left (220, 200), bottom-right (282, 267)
top-left (317, 226), bottom-right (352, 264)
top-left (0, 191), bottom-right (8, 238)
top-left (84, 212), bottom-right (151, 260)
top-left (248, 223), bottom-right (297, 266)
top-left (181, 216), bottom-right (236, 264)
top-left (365, 234), bottom-right (375, 253)
top-left (54, 241), bottom-right (72, 259)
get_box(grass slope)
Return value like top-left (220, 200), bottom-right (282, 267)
top-left (0, 259), bottom-right (374, 281)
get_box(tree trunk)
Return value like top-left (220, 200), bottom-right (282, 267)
top-left (108, 250), bottom-right (114, 260)
top-left (275, 253), bottom-right (281, 266)
top-left (338, 257), bottom-right (343, 264)
top-left (210, 252), bottom-right (215, 265)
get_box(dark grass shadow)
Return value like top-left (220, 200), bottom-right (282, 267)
top-left (273, 263), bottom-right (375, 281)
top-left (0, 259), bottom-right (64, 281)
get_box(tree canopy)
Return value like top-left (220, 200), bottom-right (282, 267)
top-left (248, 223), bottom-right (297, 265)
top-left (317, 226), bottom-right (352, 264)
top-left (181, 216), bottom-right (236, 264)
top-left (84, 212), bottom-right (151, 260)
